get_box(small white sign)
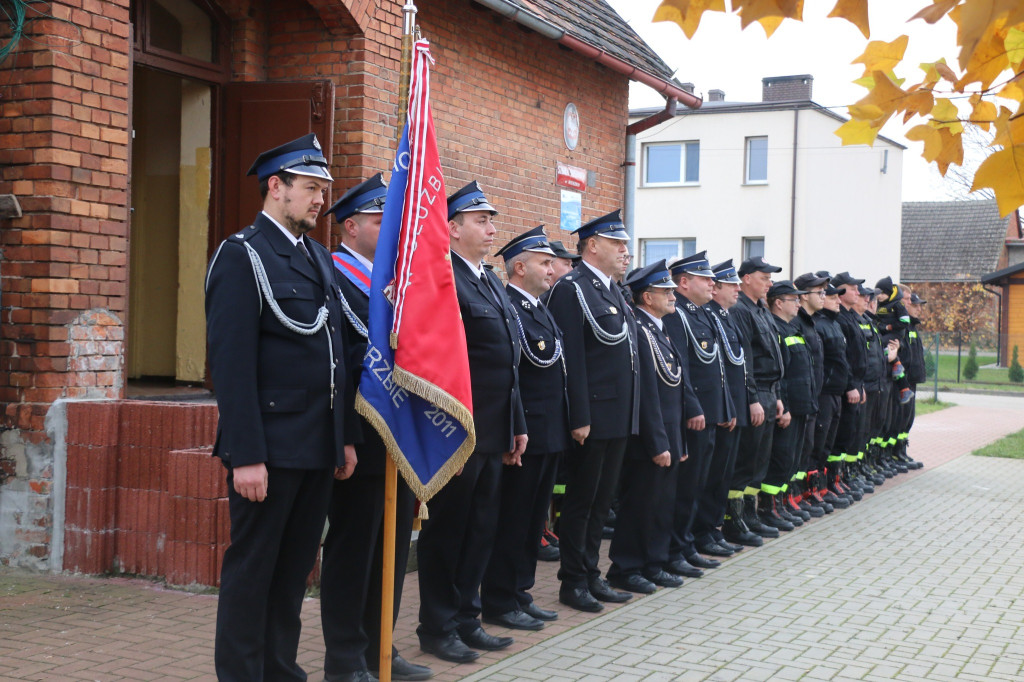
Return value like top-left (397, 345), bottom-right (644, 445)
top-left (563, 103), bottom-right (580, 151)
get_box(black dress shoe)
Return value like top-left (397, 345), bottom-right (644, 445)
top-left (324, 671), bottom-right (378, 682)
top-left (559, 584), bottom-right (603, 612)
top-left (645, 570), bottom-right (683, 588)
top-left (718, 538), bottom-right (744, 553)
top-left (696, 541), bottom-right (734, 557)
top-left (482, 609), bottom-right (544, 631)
top-left (459, 626), bottom-right (513, 651)
top-left (607, 573), bottom-right (656, 594)
top-left (588, 577), bottom-right (632, 603)
top-left (418, 632), bottom-right (479, 664)
top-left (522, 602), bottom-right (558, 621)
top-left (537, 542), bottom-right (560, 562)
top-left (370, 655), bottom-right (433, 681)
top-left (685, 554), bottom-right (721, 569)
top-left (665, 559), bottom-right (704, 578)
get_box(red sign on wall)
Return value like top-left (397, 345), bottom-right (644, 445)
top-left (556, 162), bottom-right (587, 191)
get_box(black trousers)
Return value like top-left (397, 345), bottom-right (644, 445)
top-left (763, 414), bottom-right (807, 491)
top-left (798, 414), bottom-right (816, 475)
top-left (669, 425), bottom-right (715, 561)
top-left (557, 437), bottom-right (627, 589)
top-left (417, 450), bottom-right (502, 638)
top-left (813, 393), bottom-right (842, 470)
top-left (834, 398), bottom-right (862, 461)
top-left (215, 466), bottom-right (333, 682)
top-left (693, 424), bottom-right (741, 544)
top-left (608, 446), bottom-right (679, 578)
top-left (321, 471), bottom-right (416, 675)
top-left (731, 389), bottom-right (778, 492)
top-left (481, 451), bottom-right (560, 615)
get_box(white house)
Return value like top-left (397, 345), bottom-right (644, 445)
top-left (630, 75), bottom-right (904, 283)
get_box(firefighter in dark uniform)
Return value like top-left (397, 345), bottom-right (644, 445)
top-left (728, 257), bottom-right (785, 537)
top-left (480, 226), bottom-right (568, 631)
top-left (705, 260), bottom-right (763, 549)
top-left (898, 291), bottom-right (927, 470)
top-left (206, 134), bottom-right (357, 682)
top-left (809, 278), bottom-right (852, 510)
top-left (606, 260), bottom-right (688, 594)
top-left (416, 181), bottom-right (528, 664)
top-left (546, 210), bottom-right (638, 613)
top-left (831, 272), bottom-right (869, 503)
top-left (855, 284), bottom-right (885, 492)
top-left (663, 252), bottom-right (735, 577)
top-left (319, 174), bottom-right (432, 682)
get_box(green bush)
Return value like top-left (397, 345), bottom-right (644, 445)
top-left (924, 351), bottom-right (936, 379)
top-left (963, 342), bottom-right (979, 380)
top-left (1010, 346), bottom-right (1024, 384)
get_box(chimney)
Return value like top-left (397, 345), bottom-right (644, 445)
top-left (708, 89), bottom-right (725, 102)
top-left (762, 75), bottom-right (813, 102)
top-left (680, 82), bottom-right (695, 94)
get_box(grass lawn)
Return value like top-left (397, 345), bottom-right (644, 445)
top-left (914, 398), bottom-right (953, 415)
top-left (927, 353), bottom-right (1024, 390)
top-left (973, 427), bottom-right (1024, 459)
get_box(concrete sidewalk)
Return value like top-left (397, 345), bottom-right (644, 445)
top-left (2, 394), bottom-right (1024, 681)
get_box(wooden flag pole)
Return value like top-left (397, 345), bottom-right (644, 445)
top-left (379, 4), bottom-right (417, 682)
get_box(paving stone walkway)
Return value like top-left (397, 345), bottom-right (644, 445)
top-left (2, 392), bottom-right (1024, 681)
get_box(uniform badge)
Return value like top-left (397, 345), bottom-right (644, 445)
top-left (521, 300), bottom-right (532, 310)
top-left (610, 306), bottom-right (617, 314)
top-left (592, 278), bottom-right (601, 287)
top-left (538, 340), bottom-right (546, 351)
top-left (667, 363), bottom-right (674, 372)
top-left (701, 340), bottom-right (708, 349)
top-left (687, 302), bottom-right (696, 311)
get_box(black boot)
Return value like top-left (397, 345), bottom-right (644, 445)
top-left (758, 491), bottom-right (795, 531)
top-left (823, 467), bottom-right (853, 508)
top-left (791, 481), bottom-right (823, 518)
top-left (897, 442), bottom-right (924, 470)
top-left (807, 471), bottom-right (835, 513)
top-left (837, 463), bottom-right (864, 501)
top-left (775, 492), bottom-right (805, 526)
top-left (722, 497), bottom-right (763, 547)
top-left (743, 495), bottom-right (779, 538)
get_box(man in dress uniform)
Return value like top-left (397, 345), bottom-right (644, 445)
top-left (416, 181), bottom-right (528, 664)
top-left (728, 256), bottom-right (786, 536)
top-left (549, 240), bottom-right (580, 281)
top-left (703, 260), bottom-right (762, 549)
top-left (320, 175), bottom-right (432, 682)
top-left (206, 134), bottom-right (356, 681)
top-left (606, 261), bottom-right (687, 594)
top-left (663, 252), bottom-right (735, 577)
top-left (546, 210), bottom-right (638, 613)
top-left (480, 226), bottom-right (567, 631)
top-left (898, 291), bottom-right (927, 470)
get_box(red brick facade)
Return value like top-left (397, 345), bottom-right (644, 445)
top-left (0, 0), bottom-right (631, 574)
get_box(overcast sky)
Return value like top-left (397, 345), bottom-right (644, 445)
top-left (606, 0), bottom-right (970, 201)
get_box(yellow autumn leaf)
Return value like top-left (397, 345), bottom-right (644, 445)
top-left (852, 35), bottom-right (909, 75)
top-left (847, 70), bottom-right (913, 127)
top-left (998, 80), bottom-right (1024, 102)
top-left (934, 60), bottom-right (959, 82)
top-left (930, 98), bottom-right (964, 133)
top-left (950, 0), bottom-right (1016, 70)
top-left (932, 127), bottom-right (965, 174)
top-left (906, 123), bottom-right (942, 161)
top-left (735, 0), bottom-right (804, 31)
top-left (956, 22), bottom-right (1012, 90)
top-left (835, 117), bottom-right (880, 146)
top-left (908, 0), bottom-right (960, 25)
top-left (969, 94), bottom-right (998, 128)
top-left (990, 105), bottom-right (1016, 147)
top-left (853, 70), bottom-right (905, 90)
top-left (828, 0), bottom-right (870, 38)
top-left (653, 0), bottom-right (728, 39)
top-left (972, 114), bottom-right (1024, 216)
top-left (903, 88), bottom-right (936, 123)
top-left (1006, 27), bottom-right (1024, 68)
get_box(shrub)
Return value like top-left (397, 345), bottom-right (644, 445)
top-left (1010, 346), bottom-right (1024, 384)
top-left (963, 342), bottom-right (979, 380)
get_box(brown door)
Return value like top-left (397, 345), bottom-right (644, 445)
top-left (220, 80), bottom-right (335, 248)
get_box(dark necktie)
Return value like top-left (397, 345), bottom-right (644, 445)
top-left (480, 272), bottom-right (501, 307)
top-left (297, 239), bottom-right (315, 267)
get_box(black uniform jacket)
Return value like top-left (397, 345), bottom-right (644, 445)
top-left (206, 213), bottom-right (356, 470)
top-left (506, 285), bottom-right (571, 455)
top-left (814, 308), bottom-right (850, 396)
top-left (706, 300), bottom-right (751, 428)
top-left (795, 308), bottom-right (825, 398)
top-left (838, 305), bottom-right (867, 393)
top-left (862, 313), bottom-right (887, 392)
top-left (451, 254), bottom-right (526, 455)
top-left (731, 292), bottom-right (784, 404)
top-left (907, 318), bottom-right (927, 385)
top-left (332, 243), bottom-right (389, 476)
top-left (545, 263), bottom-right (640, 440)
top-left (633, 310), bottom-right (685, 460)
top-left (664, 293), bottom-right (734, 426)
top-left (773, 314), bottom-right (816, 416)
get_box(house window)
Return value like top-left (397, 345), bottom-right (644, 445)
top-left (644, 142), bottom-right (699, 185)
top-left (743, 237), bottom-right (765, 261)
top-left (640, 238), bottom-right (696, 267)
top-left (745, 136), bottom-right (768, 184)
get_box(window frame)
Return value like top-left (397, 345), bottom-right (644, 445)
top-left (744, 136), bottom-right (768, 185)
top-left (640, 238), bottom-right (696, 267)
top-left (642, 141), bottom-right (700, 187)
top-left (742, 237), bottom-right (765, 261)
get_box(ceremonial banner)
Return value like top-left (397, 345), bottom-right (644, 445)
top-left (356, 40), bottom-right (475, 502)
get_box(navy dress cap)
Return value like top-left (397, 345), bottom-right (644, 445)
top-left (858, 284), bottom-right (880, 297)
top-left (447, 181), bottom-right (498, 219)
top-left (624, 260), bottom-right (675, 294)
top-left (815, 270), bottom-right (833, 280)
top-left (669, 250), bottom-right (715, 278)
top-left (909, 292), bottom-right (927, 304)
top-left (767, 280), bottom-right (805, 298)
top-left (327, 173), bottom-right (387, 222)
top-left (825, 284), bottom-right (845, 296)
top-left (573, 209), bottom-right (629, 241)
top-left (793, 272), bottom-right (830, 290)
top-left (831, 271), bottom-right (865, 287)
top-left (247, 133), bottom-right (332, 182)
top-left (496, 225), bottom-right (556, 261)
top-left (711, 259), bottom-right (741, 284)
top-left (738, 256), bottom-right (783, 277)
top-left (549, 240), bottom-right (580, 262)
